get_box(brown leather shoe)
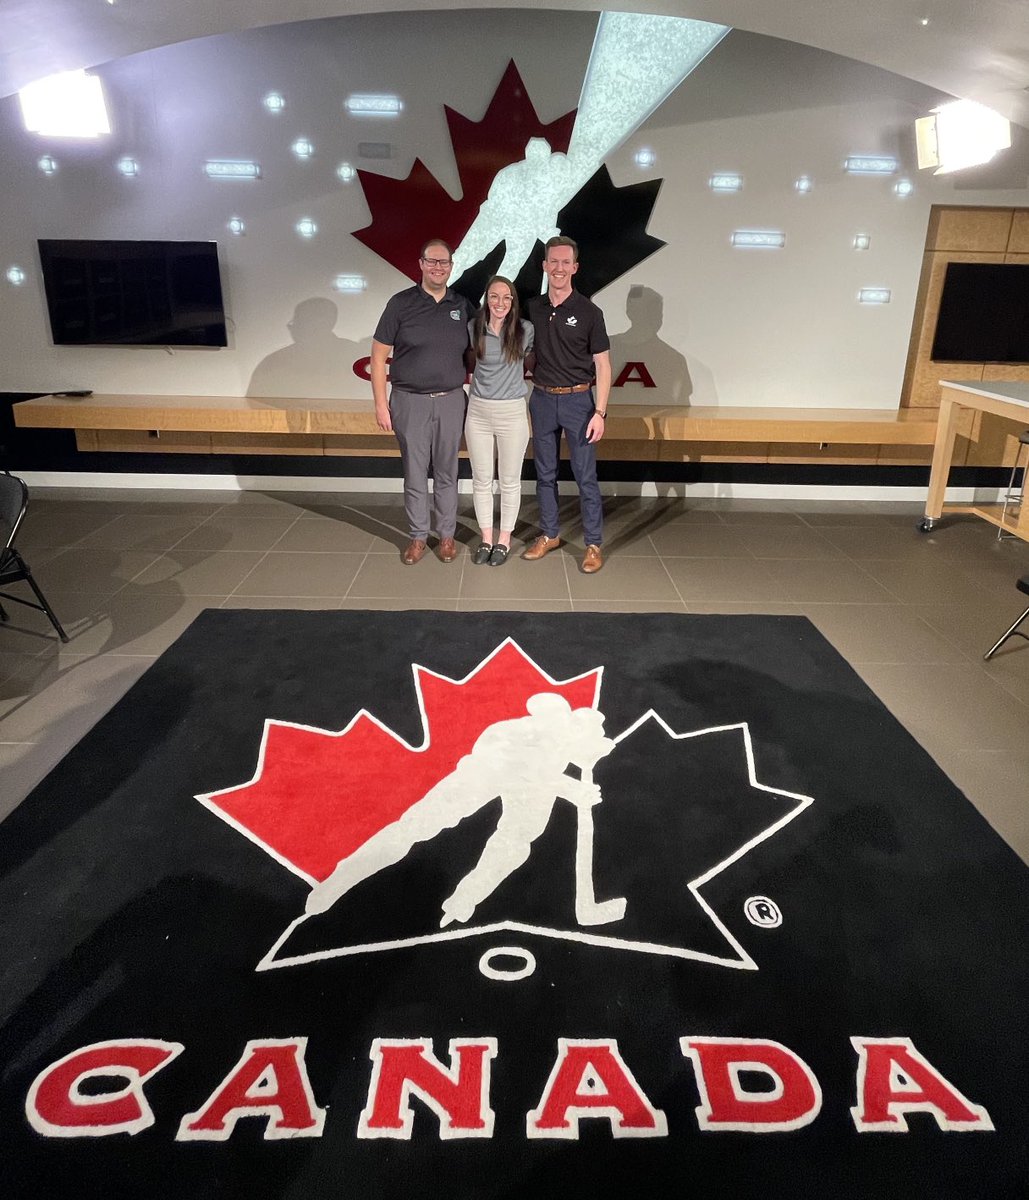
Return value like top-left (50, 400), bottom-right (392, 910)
top-left (522, 534), bottom-right (562, 561)
top-left (582, 544), bottom-right (604, 573)
top-left (437, 537), bottom-right (458, 563)
top-left (402, 539), bottom-right (427, 565)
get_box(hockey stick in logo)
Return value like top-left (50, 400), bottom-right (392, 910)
top-left (574, 767), bottom-right (627, 926)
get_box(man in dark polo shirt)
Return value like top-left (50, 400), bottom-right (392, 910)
top-left (523, 236), bottom-right (611, 573)
top-left (371, 239), bottom-right (474, 565)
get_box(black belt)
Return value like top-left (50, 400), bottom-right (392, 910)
top-left (536, 382), bottom-right (591, 394)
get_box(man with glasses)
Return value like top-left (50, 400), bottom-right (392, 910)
top-left (523, 236), bottom-right (611, 573)
top-left (371, 239), bottom-right (474, 565)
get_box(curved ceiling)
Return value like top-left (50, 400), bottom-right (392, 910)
top-left (2, 0), bottom-right (1028, 128)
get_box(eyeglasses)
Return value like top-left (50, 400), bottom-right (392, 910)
top-left (421, 257), bottom-right (452, 267)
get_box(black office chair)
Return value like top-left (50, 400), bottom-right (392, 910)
top-left (983, 573), bottom-right (1029, 661)
top-left (0, 473), bottom-right (69, 642)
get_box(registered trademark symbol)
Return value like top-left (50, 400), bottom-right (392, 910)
top-left (744, 896), bottom-right (782, 927)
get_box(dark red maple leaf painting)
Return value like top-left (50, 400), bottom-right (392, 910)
top-left (202, 642), bottom-right (600, 882)
top-left (352, 61), bottom-right (576, 281)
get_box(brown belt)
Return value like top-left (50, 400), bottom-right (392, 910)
top-left (536, 382), bottom-right (591, 394)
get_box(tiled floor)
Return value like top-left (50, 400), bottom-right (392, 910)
top-left (2, 487), bottom-right (1027, 862)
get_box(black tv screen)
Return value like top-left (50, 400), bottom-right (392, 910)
top-left (37, 239), bottom-right (227, 348)
top-left (931, 262), bottom-right (1029, 363)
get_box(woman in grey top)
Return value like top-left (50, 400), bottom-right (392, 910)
top-left (464, 276), bottom-right (535, 565)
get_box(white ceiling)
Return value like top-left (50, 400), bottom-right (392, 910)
top-left (2, 0), bottom-right (1028, 127)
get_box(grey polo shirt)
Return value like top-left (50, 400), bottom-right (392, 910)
top-left (373, 285), bottom-right (473, 393)
top-left (468, 318), bottom-right (534, 400)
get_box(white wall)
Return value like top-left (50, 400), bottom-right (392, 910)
top-left (1, 9), bottom-right (1026, 408)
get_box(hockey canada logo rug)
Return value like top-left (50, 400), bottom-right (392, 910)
top-left (2, 610), bottom-right (1026, 1200)
top-left (198, 639), bottom-right (813, 977)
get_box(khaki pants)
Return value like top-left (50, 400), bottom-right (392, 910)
top-left (464, 395), bottom-right (530, 535)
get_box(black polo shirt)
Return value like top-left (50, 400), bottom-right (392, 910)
top-left (526, 289), bottom-right (610, 389)
top-left (373, 285), bottom-right (473, 393)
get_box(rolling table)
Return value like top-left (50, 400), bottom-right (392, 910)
top-left (919, 380), bottom-right (1029, 543)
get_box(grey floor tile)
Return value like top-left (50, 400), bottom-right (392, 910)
top-left (927, 750), bottom-right (1029, 865)
top-left (802, 604), bottom-right (973, 664)
top-left (232, 552), bottom-right (365, 598)
top-left (131, 551), bottom-right (267, 595)
top-left (852, 663), bottom-right (1029, 754)
top-left (647, 525), bottom-right (754, 557)
top-left (0, 653), bottom-right (156, 744)
top-left (665, 558), bottom-right (791, 605)
top-left (36, 548), bottom-right (163, 594)
top-left (759, 559), bottom-right (897, 603)
top-left (221, 596), bottom-right (344, 610)
top-left (571, 599), bottom-right (688, 612)
top-left (566, 556), bottom-right (682, 603)
top-left (460, 554), bottom-right (571, 601)
top-left (74, 513), bottom-right (210, 552)
top-left (457, 599), bottom-right (573, 612)
top-left (347, 554), bottom-right (464, 600)
top-left (175, 517), bottom-right (299, 552)
top-left (340, 597), bottom-right (460, 611)
top-left (859, 558), bottom-right (1002, 606)
top-left (35, 596), bottom-right (224, 658)
top-left (736, 525), bottom-right (847, 560)
top-left (266, 517), bottom-right (378, 553)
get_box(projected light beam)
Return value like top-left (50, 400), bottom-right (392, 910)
top-left (450, 13), bottom-right (729, 284)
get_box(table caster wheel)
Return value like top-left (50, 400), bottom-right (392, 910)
top-left (917, 517), bottom-right (935, 533)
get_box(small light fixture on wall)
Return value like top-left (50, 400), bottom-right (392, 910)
top-left (345, 94), bottom-right (403, 117)
top-left (334, 275), bottom-right (367, 293)
top-left (6, 266), bottom-right (26, 286)
top-left (794, 175), bottom-right (812, 194)
top-left (894, 178), bottom-right (914, 198)
top-left (915, 99), bottom-right (1011, 174)
top-left (858, 287), bottom-right (891, 304)
top-left (37, 154), bottom-right (58, 175)
top-left (336, 162), bottom-right (356, 183)
top-left (295, 218), bottom-right (317, 239)
top-left (709, 173), bottom-right (742, 192)
top-left (844, 156), bottom-right (897, 175)
top-left (634, 147), bottom-right (656, 168)
top-left (205, 160), bottom-right (260, 179)
top-left (853, 233), bottom-right (871, 250)
top-left (292, 137), bottom-right (314, 160)
top-left (263, 92), bottom-right (285, 115)
top-left (227, 217), bottom-right (246, 236)
top-left (731, 230), bottom-right (786, 248)
top-left (116, 156), bottom-right (139, 177)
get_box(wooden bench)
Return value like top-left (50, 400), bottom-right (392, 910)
top-left (14, 393), bottom-right (945, 466)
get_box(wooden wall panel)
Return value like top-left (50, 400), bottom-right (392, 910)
top-left (1007, 211), bottom-right (1029, 253)
top-left (93, 430), bottom-right (213, 453)
top-left (926, 206), bottom-right (1013, 252)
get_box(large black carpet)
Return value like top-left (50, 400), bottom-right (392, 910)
top-left (0, 611), bottom-right (1026, 1198)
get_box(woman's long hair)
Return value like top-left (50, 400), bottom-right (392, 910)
top-left (473, 276), bottom-right (525, 365)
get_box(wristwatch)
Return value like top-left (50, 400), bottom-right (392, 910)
top-left (595, 410), bottom-right (607, 419)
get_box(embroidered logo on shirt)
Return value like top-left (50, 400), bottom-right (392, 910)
top-left (566, 316), bottom-right (578, 326)
top-left (450, 310), bottom-right (462, 321)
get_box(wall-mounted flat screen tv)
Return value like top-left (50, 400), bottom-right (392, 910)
top-left (37, 239), bottom-right (228, 347)
top-left (931, 262), bottom-right (1029, 363)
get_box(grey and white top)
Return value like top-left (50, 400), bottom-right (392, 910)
top-left (468, 318), bottom-right (534, 401)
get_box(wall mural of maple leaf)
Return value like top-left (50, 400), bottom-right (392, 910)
top-left (351, 60), bottom-right (665, 302)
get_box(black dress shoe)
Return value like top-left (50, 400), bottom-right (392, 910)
top-left (488, 544), bottom-right (510, 566)
top-left (473, 543), bottom-right (493, 565)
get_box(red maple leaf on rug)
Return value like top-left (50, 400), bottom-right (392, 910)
top-left (201, 641), bottom-right (600, 882)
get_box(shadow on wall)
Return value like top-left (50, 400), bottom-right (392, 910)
top-left (608, 286), bottom-right (718, 406)
top-left (247, 298), bottom-right (372, 400)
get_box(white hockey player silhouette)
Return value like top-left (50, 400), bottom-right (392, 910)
top-left (304, 692), bottom-right (622, 927)
top-left (450, 138), bottom-right (574, 284)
